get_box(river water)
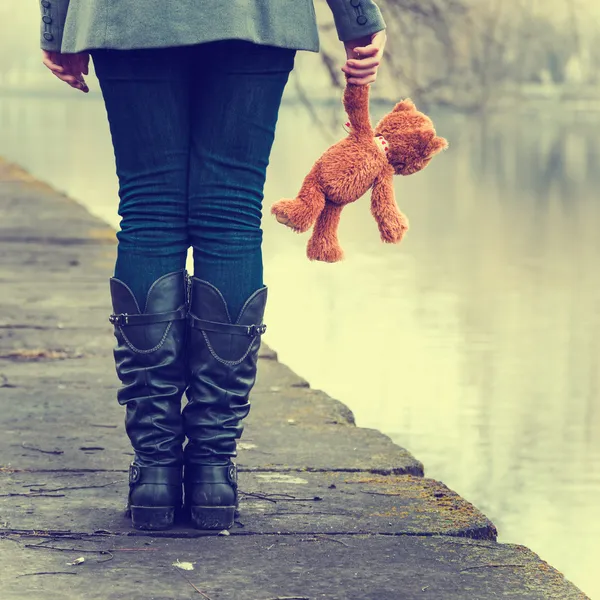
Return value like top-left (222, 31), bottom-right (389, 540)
top-left (1, 79), bottom-right (599, 597)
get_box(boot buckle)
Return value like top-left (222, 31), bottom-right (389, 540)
top-left (247, 324), bottom-right (267, 337)
top-left (109, 313), bottom-right (129, 326)
top-left (129, 464), bottom-right (141, 484)
top-left (227, 463), bottom-right (238, 487)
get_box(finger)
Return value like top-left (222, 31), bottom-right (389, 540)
top-left (60, 75), bottom-right (79, 85)
top-left (67, 74), bottom-right (89, 92)
top-left (342, 66), bottom-right (377, 78)
top-left (353, 44), bottom-right (379, 57)
top-left (347, 73), bottom-right (377, 86)
top-left (51, 71), bottom-right (80, 89)
top-left (54, 71), bottom-right (80, 86)
top-left (62, 75), bottom-right (88, 92)
top-left (42, 57), bottom-right (65, 73)
top-left (73, 72), bottom-right (89, 91)
top-left (346, 56), bottom-right (380, 69)
top-left (63, 57), bottom-right (90, 91)
top-left (72, 78), bottom-right (89, 92)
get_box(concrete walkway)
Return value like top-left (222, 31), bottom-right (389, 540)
top-left (0, 156), bottom-right (587, 599)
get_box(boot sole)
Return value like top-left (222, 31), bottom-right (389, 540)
top-left (190, 505), bottom-right (235, 530)
top-left (130, 505), bottom-right (176, 530)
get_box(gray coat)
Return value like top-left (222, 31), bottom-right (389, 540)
top-left (39, 0), bottom-right (386, 54)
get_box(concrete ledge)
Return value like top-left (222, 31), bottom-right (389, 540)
top-left (0, 155), bottom-right (588, 598)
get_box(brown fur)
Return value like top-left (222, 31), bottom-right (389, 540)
top-left (271, 83), bottom-right (448, 262)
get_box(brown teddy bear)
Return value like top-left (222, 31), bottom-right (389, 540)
top-left (271, 83), bottom-right (448, 262)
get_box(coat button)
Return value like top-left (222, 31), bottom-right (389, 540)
top-left (350, 0), bottom-right (361, 6)
top-left (43, 32), bottom-right (54, 41)
top-left (357, 15), bottom-right (368, 25)
top-left (42, 15), bottom-right (52, 24)
top-left (41, 0), bottom-right (50, 7)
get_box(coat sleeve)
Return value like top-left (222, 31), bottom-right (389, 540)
top-left (325, 0), bottom-right (386, 42)
top-left (39, 0), bottom-right (70, 52)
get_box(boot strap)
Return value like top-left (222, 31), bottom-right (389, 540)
top-left (188, 314), bottom-right (266, 337)
top-left (129, 464), bottom-right (182, 486)
top-left (185, 463), bottom-right (238, 487)
top-left (110, 306), bottom-right (187, 326)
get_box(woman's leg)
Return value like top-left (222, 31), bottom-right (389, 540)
top-left (187, 40), bottom-right (295, 319)
top-left (93, 47), bottom-right (190, 307)
top-left (183, 40), bottom-right (295, 529)
top-left (92, 48), bottom-right (192, 530)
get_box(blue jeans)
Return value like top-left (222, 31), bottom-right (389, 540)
top-left (92, 41), bottom-right (295, 318)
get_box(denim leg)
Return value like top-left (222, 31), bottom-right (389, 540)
top-left (92, 48), bottom-right (191, 309)
top-left (187, 41), bottom-right (296, 320)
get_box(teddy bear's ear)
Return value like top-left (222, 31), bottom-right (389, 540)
top-left (393, 98), bottom-right (416, 112)
top-left (425, 135), bottom-right (449, 156)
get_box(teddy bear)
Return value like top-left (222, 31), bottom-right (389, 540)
top-left (271, 83), bottom-right (448, 262)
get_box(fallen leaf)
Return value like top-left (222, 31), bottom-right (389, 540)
top-left (172, 560), bottom-right (195, 571)
top-left (237, 442), bottom-right (257, 451)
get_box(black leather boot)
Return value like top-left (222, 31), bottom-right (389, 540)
top-left (183, 278), bottom-right (267, 530)
top-left (109, 270), bottom-right (188, 530)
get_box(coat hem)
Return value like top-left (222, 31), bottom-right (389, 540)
top-left (61, 35), bottom-right (320, 55)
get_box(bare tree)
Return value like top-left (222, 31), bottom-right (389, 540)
top-left (314, 0), bottom-right (599, 111)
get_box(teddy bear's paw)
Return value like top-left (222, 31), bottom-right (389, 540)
top-left (274, 212), bottom-right (292, 226)
top-left (379, 214), bottom-right (409, 244)
top-left (307, 239), bottom-right (344, 263)
top-left (271, 199), bottom-right (313, 233)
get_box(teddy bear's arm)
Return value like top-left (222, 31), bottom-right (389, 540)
top-left (370, 169), bottom-right (409, 244)
top-left (343, 83), bottom-right (373, 139)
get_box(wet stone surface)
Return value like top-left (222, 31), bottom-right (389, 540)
top-left (0, 156), bottom-right (588, 598)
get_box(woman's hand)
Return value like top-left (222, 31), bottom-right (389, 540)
top-left (42, 50), bottom-right (90, 93)
top-left (342, 30), bottom-right (386, 85)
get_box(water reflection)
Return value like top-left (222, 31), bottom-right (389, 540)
top-left (0, 91), bottom-right (598, 598)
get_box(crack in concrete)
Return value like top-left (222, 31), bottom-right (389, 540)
top-left (0, 529), bottom-right (494, 541)
top-left (2, 466), bottom-right (423, 475)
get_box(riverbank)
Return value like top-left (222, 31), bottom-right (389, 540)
top-left (0, 156), bottom-right (587, 599)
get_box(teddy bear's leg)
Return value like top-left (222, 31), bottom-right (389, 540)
top-left (371, 173), bottom-right (410, 244)
top-left (271, 167), bottom-right (325, 233)
top-left (306, 201), bottom-right (345, 263)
